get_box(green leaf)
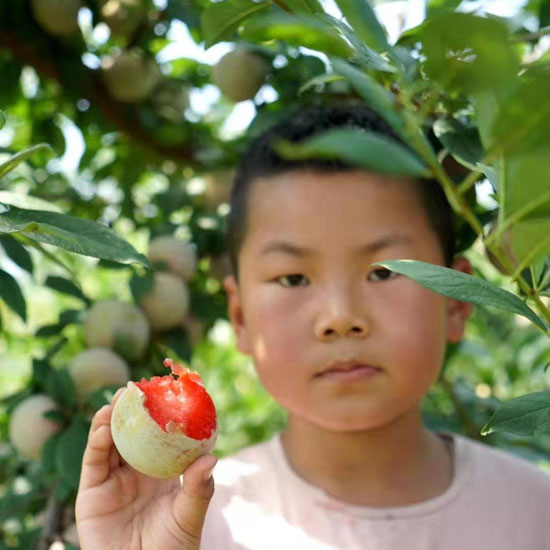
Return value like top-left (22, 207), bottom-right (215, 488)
top-left (0, 268), bottom-right (26, 321)
top-left (320, 14), bottom-right (396, 73)
top-left (32, 358), bottom-right (52, 390)
top-left (298, 73), bottom-right (344, 95)
top-left (433, 117), bottom-right (484, 170)
top-left (0, 235), bottom-right (33, 273)
top-left (240, 12), bottom-right (353, 57)
top-left (165, 326), bottom-right (193, 363)
top-left (426, 0), bottom-right (462, 17)
top-left (329, 58), bottom-right (406, 138)
top-left (0, 144), bottom-right (54, 180)
top-left (375, 259), bottom-right (547, 331)
top-left (333, 0), bottom-right (389, 52)
top-left (43, 409), bottom-right (65, 423)
top-left (47, 369), bottom-right (77, 409)
top-left (85, 386), bottom-right (119, 410)
top-left (200, 0), bottom-right (270, 48)
top-left (481, 391), bottom-right (550, 436)
top-left (0, 491), bottom-right (43, 521)
top-left (0, 111), bottom-right (5, 130)
top-left (274, 128), bottom-right (429, 176)
top-left (97, 259), bottom-right (132, 270)
top-left (276, 0), bottom-right (324, 14)
top-left (496, 145), bottom-right (550, 270)
top-left (130, 271), bottom-right (154, 301)
top-left (0, 203), bottom-right (150, 268)
top-left (541, 0), bottom-right (550, 28)
top-left (0, 192), bottom-right (63, 214)
top-left (54, 480), bottom-right (74, 501)
top-left (45, 276), bottom-right (90, 305)
top-left (55, 417), bottom-right (90, 490)
top-left (419, 12), bottom-right (520, 94)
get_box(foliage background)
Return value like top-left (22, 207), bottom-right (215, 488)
top-left (2, 0), bottom-right (550, 548)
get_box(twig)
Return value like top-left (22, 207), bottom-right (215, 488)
top-left (37, 486), bottom-right (64, 550)
top-left (512, 27), bottom-right (550, 43)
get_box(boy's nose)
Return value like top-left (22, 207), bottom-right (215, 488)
top-left (313, 289), bottom-right (370, 341)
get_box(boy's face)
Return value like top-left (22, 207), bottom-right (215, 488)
top-left (224, 170), bottom-right (472, 432)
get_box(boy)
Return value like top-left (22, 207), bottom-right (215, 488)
top-left (75, 104), bottom-right (550, 550)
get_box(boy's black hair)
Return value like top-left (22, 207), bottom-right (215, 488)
top-left (225, 103), bottom-right (455, 280)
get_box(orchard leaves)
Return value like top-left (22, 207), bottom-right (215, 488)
top-left (274, 128), bottom-right (428, 176)
top-left (0, 143), bottom-right (149, 324)
top-left (0, 203), bottom-right (149, 267)
top-left (0, 268), bottom-right (27, 321)
top-left (419, 12), bottom-right (520, 94)
top-left (379, 259), bottom-right (550, 438)
top-left (482, 391), bottom-right (550, 437)
top-left (200, 0), bottom-right (270, 48)
top-left (378, 258), bottom-right (550, 438)
top-left (333, 0), bottom-right (390, 53)
top-left (375, 259), bottom-right (547, 332)
top-left (0, 143), bottom-right (54, 180)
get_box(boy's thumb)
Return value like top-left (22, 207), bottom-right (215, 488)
top-left (173, 453), bottom-right (217, 539)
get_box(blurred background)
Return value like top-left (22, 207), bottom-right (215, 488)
top-left (2, 0), bottom-right (550, 547)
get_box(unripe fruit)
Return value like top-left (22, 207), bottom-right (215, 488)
top-left (84, 300), bottom-right (150, 360)
top-left (148, 236), bottom-right (197, 281)
top-left (139, 272), bottom-right (190, 331)
top-left (9, 395), bottom-right (61, 459)
top-left (212, 48), bottom-right (269, 102)
top-left (111, 358), bottom-right (217, 478)
top-left (68, 348), bottom-right (130, 399)
top-left (102, 49), bottom-right (161, 103)
top-left (99, 0), bottom-right (146, 39)
top-left (31, 0), bottom-right (82, 37)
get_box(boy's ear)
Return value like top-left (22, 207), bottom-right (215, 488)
top-left (446, 256), bottom-right (474, 343)
top-left (222, 275), bottom-right (252, 355)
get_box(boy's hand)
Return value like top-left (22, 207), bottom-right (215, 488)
top-left (75, 388), bottom-right (217, 550)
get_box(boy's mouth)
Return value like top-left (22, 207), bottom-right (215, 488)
top-left (316, 361), bottom-right (382, 379)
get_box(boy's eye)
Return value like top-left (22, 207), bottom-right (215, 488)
top-left (276, 274), bottom-right (308, 287)
top-left (368, 268), bottom-right (399, 282)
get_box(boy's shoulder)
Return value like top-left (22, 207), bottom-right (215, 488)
top-left (451, 431), bottom-right (550, 499)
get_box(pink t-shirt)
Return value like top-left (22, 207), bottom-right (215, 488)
top-left (201, 431), bottom-right (550, 549)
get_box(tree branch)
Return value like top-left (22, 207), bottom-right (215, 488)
top-left (37, 487), bottom-right (64, 550)
top-left (0, 31), bottom-right (198, 166)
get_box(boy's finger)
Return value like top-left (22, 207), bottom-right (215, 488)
top-left (79, 404), bottom-right (115, 491)
top-left (172, 454), bottom-right (217, 540)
